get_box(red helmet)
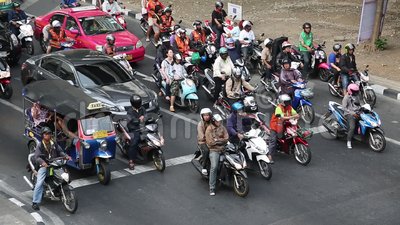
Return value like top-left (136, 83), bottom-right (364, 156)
top-left (347, 83), bottom-right (359, 95)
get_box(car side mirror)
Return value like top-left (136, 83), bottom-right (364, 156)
top-left (66, 80), bottom-right (78, 87)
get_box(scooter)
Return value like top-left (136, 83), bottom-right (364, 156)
top-left (114, 116), bottom-right (166, 171)
top-left (113, 53), bottom-right (134, 75)
top-left (311, 42), bottom-right (331, 81)
top-left (191, 142), bottom-right (249, 197)
top-left (290, 82), bottom-right (315, 124)
top-left (234, 58), bottom-right (251, 81)
top-left (322, 101), bottom-right (385, 152)
top-left (0, 54), bottom-right (12, 99)
top-left (24, 154), bottom-right (78, 213)
top-left (13, 17), bottom-right (34, 55)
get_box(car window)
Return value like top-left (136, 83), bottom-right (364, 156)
top-left (50, 14), bottom-right (65, 25)
top-left (75, 61), bottom-right (131, 87)
top-left (65, 17), bottom-right (78, 31)
top-left (79, 16), bottom-right (124, 35)
top-left (41, 58), bottom-right (60, 74)
top-left (59, 62), bottom-right (76, 84)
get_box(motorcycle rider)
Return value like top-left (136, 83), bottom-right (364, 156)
top-left (49, 20), bottom-right (71, 52)
top-left (280, 58), bottom-right (303, 97)
top-left (225, 37), bottom-right (240, 62)
top-left (226, 102), bottom-right (252, 144)
top-left (276, 41), bottom-right (302, 73)
top-left (328, 43), bottom-right (342, 87)
top-left (152, 5), bottom-right (165, 47)
top-left (32, 127), bottom-right (71, 211)
top-left (160, 7), bottom-right (175, 34)
top-left (213, 47), bottom-right (235, 104)
top-left (197, 108), bottom-right (213, 175)
top-left (239, 21), bottom-right (255, 61)
top-left (61, 0), bottom-right (79, 8)
top-left (342, 83), bottom-right (361, 149)
top-left (169, 24), bottom-right (181, 47)
top-left (169, 53), bottom-right (188, 112)
top-left (339, 43), bottom-right (359, 96)
top-left (190, 20), bottom-right (207, 49)
top-left (173, 28), bottom-right (190, 56)
top-left (205, 113), bottom-right (228, 196)
top-left (159, 49), bottom-right (174, 99)
top-left (7, 2), bottom-right (28, 37)
top-left (299, 22), bottom-right (315, 77)
top-left (103, 34), bottom-right (116, 56)
top-left (146, 0), bottom-right (164, 42)
top-left (126, 94), bottom-right (145, 170)
top-left (211, 1), bottom-right (227, 48)
top-left (261, 38), bottom-right (273, 81)
top-left (225, 67), bottom-right (255, 106)
top-left (102, 0), bottom-right (122, 15)
top-left (268, 94), bottom-right (299, 162)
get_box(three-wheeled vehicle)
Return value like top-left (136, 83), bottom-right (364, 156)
top-left (23, 80), bottom-right (117, 185)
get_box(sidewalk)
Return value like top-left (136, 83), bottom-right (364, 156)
top-left (0, 191), bottom-right (39, 225)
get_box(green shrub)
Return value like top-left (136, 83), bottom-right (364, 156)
top-left (374, 38), bottom-right (388, 51)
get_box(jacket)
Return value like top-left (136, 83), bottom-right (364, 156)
top-left (270, 104), bottom-right (297, 132)
top-left (103, 43), bottom-right (115, 56)
top-left (160, 15), bottom-right (173, 32)
top-left (339, 53), bottom-right (357, 75)
top-left (34, 140), bottom-right (67, 167)
top-left (213, 56), bottom-right (234, 78)
top-left (197, 121), bottom-right (211, 144)
top-left (342, 94), bottom-right (361, 116)
top-left (7, 10), bottom-right (27, 23)
top-left (205, 123), bottom-right (228, 152)
top-left (49, 28), bottom-right (66, 48)
top-left (226, 113), bottom-right (253, 140)
top-left (126, 106), bottom-right (145, 132)
top-left (174, 36), bottom-right (190, 55)
top-left (147, 0), bottom-right (164, 17)
top-left (190, 29), bottom-right (206, 44)
top-left (280, 69), bottom-right (301, 94)
top-left (225, 77), bottom-right (254, 99)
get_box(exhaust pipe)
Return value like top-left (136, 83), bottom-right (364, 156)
top-left (202, 85), bottom-right (212, 96)
top-left (328, 83), bottom-right (342, 96)
top-left (23, 176), bottom-right (34, 189)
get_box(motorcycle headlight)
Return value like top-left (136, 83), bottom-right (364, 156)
top-left (100, 140), bottom-right (108, 150)
top-left (136, 40), bottom-right (143, 49)
top-left (10, 34), bottom-right (19, 46)
top-left (147, 133), bottom-right (162, 147)
top-left (186, 79), bottom-right (195, 86)
top-left (95, 45), bottom-right (103, 52)
top-left (319, 51), bottom-right (325, 59)
top-left (61, 172), bottom-right (70, 183)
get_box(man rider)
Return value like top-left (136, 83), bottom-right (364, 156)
top-left (190, 20), bottom-right (207, 49)
top-left (299, 22), bottom-right (315, 77)
top-left (279, 58), bottom-right (303, 97)
top-left (225, 37), bottom-right (240, 62)
top-left (239, 21), bottom-right (255, 60)
top-left (268, 94), bottom-right (299, 162)
top-left (205, 113), bottom-right (228, 196)
top-left (126, 94), bottom-right (145, 170)
top-left (173, 28), bottom-right (190, 56)
top-left (342, 83), bottom-right (361, 149)
top-left (160, 7), bottom-right (175, 34)
top-left (339, 43), bottom-right (359, 96)
top-left (48, 20), bottom-right (70, 52)
top-left (32, 127), bottom-right (71, 211)
top-left (227, 102), bottom-right (252, 144)
top-left (213, 47), bottom-right (234, 104)
top-left (61, 0), bottom-right (79, 8)
top-left (152, 5), bottom-right (164, 46)
top-left (146, 0), bottom-right (164, 42)
top-left (275, 41), bottom-right (301, 73)
top-left (169, 24), bottom-right (181, 48)
top-left (7, 2), bottom-right (28, 37)
top-left (328, 43), bottom-right (342, 88)
top-left (197, 108), bottom-right (213, 175)
top-left (211, 1), bottom-right (227, 48)
top-left (103, 34), bottom-right (116, 56)
top-left (260, 38), bottom-right (273, 81)
top-left (102, 0), bottom-right (122, 15)
top-left (225, 67), bottom-right (255, 106)
top-left (169, 53), bottom-right (187, 112)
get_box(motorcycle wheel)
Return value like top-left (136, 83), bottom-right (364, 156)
top-left (363, 89), bottom-right (377, 108)
top-left (189, 100), bottom-right (199, 113)
top-left (257, 62), bottom-right (264, 76)
top-left (28, 141), bottom-right (36, 153)
top-left (258, 160), bottom-right (272, 180)
top-left (294, 143), bottom-right (312, 166)
top-left (233, 174), bottom-right (249, 197)
top-left (97, 160), bottom-right (111, 185)
top-left (369, 131), bottom-right (386, 152)
top-left (152, 149), bottom-right (166, 172)
top-left (1, 84), bottom-right (13, 99)
top-left (61, 185), bottom-right (78, 214)
top-left (297, 105), bottom-right (315, 124)
top-left (117, 139), bottom-right (128, 157)
top-left (40, 36), bottom-right (47, 53)
top-left (328, 77), bottom-right (340, 97)
top-left (192, 72), bottom-right (201, 88)
top-left (26, 41), bottom-right (34, 55)
top-left (319, 69), bottom-right (331, 82)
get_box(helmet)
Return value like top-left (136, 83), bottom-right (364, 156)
top-left (106, 34), bottom-right (115, 42)
top-left (177, 28), bottom-right (186, 37)
top-left (192, 20), bottom-right (202, 27)
top-left (173, 24), bottom-right (181, 32)
top-left (282, 41), bottom-right (292, 49)
top-left (263, 38), bottom-right (273, 47)
top-left (345, 43), bottom-right (355, 52)
top-left (243, 96), bottom-right (258, 113)
top-left (231, 102), bottom-right (244, 111)
top-left (232, 67), bottom-right (242, 78)
top-left (155, 5), bottom-right (163, 14)
top-left (215, 1), bottom-right (223, 8)
top-left (279, 94), bottom-right (291, 103)
top-left (174, 53), bottom-right (182, 61)
top-left (200, 108), bottom-right (212, 119)
top-left (302, 22), bottom-right (312, 29)
top-left (201, 55), bottom-right (207, 62)
top-left (281, 58), bottom-right (290, 65)
top-left (242, 20), bottom-right (252, 28)
top-left (225, 38), bottom-right (235, 50)
top-left (52, 20), bottom-right (61, 28)
top-left (219, 47), bottom-right (228, 55)
top-left (347, 83), bottom-right (359, 95)
top-left (13, 2), bottom-right (21, 8)
top-left (163, 7), bottom-right (172, 13)
top-left (130, 94), bottom-right (142, 108)
top-left (333, 43), bottom-right (342, 52)
top-left (213, 114), bottom-right (223, 122)
top-left (41, 127), bottom-right (52, 136)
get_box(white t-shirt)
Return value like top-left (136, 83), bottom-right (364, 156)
top-left (102, 1), bottom-right (122, 15)
top-left (239, 30), bottom-right (255, 47)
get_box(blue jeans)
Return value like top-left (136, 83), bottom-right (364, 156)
top-left (33, 167), bottom-right (47, 204)
top-left (241, 46), bottom-right (253, 60)
top-left (301, 51), bottom-right (311, 76)
top-left (340, 73), bottom-right (359, 91)
top-left (209, 151), bottom-right (220, 190)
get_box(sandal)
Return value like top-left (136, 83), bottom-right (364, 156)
top-left (169, 106), bottom-right (175, 112)
top-left (128, 161), bottom-right (135, 170)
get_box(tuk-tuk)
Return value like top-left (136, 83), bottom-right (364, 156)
top-left (23, 80), bottom-right (117, 185)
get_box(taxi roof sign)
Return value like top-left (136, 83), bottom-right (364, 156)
top-left (87, 102), bottom-right (103, 110)
top-left (71, 6), bottom-right (98, 12)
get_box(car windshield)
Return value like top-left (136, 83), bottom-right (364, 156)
top-left (80, 115), bottom-right (114, 136)
top-left (80, 16), bottom-right (124, 35)
top-left (76, 61), bottom-right (132, 87)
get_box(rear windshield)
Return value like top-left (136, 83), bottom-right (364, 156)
top-left (75, 61), bottom-right (131, 87)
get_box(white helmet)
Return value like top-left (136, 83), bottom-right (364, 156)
top-left (282, 41), bottom-right (292, 49)
top-left (200, 108), bottom-right (212, 115)
top-left (52, 20), bottom-right (61, 28)
top-left (242, 20), bottom-right (251, 28)
top-left (263, 38), bottom-right (273, 47)
top-left (279, 94), bottom-right (291, 103)
top-left (232, 67), bottom-right (242, 78)
top-left (213, 114), bottom-right (223, 122)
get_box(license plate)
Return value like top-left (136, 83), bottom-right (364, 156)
top-left (93, 130), bottom-right (108, 139)
top-left (126, 54), bottom-right (132, 61)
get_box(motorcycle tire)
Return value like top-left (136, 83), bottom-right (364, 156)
top-left (205, 80), bottom-right (215, 101)
top-left (26, 41), bottom-right (34, 55)
top-left (363, 89), bottom-right (377, 108)
top-left (257, 62), bottom-right (264, 76)
top-left (98, 160), bottom-right (111, 185)
top-left (117, 138), bottom-right (128, 157)
top-left (40, 36), bottom-right (48, 53)
top-left (1, 84), bottom-right (13, 99)
top-left (294, 143), bottom-right (311, 166)
top-left (297, 105), bottom-right (315, 124)
top-left (328, 77), bottom-right (340, 97)
top-left (28, 141), bottom-right (36, 153)
top-left (258, 160), bottom-right (272, 180)
top-left (152, 149), bottom-right (166, 172)
top-left (189, 99), bottom-right (199, 113)
top-left (319, 68), bottom-right (332, 82)
top-left (369, 131), bottom-right (386, 152)
top-left (233, 173), bottom-right (249, 197)
top-left (61, 185), bottom-right (78, 213)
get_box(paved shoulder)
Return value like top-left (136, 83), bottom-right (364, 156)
top-left (0, 190), bottom-right (41, 225)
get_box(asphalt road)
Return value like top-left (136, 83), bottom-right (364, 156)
top-left (0, 1), bottom-right (399, 224)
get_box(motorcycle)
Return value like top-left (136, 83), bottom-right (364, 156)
top-left (290, 82), bottom-right (315, 124)
top-left (13, 17), bottom-right (34, 55)
top-left (260, 72), bottom-right (280, 105)
top-left (311, 42), bottom-right (331, 81)
top-left (183, 54), bottom-right (201, 88)
top-left (192, 142), bottom-right (249, 197)
top-left (113, 53), bottom-right (134, 75)
top-left (234, 58), bottom-right (251, 81)
top-left (322, 101), bottom-right (386, 152)
top-left (0, 53), bottom-right (12, 99)
top-left (24, 154), bottom-right (78, 213)
top-left (214, 87), bottom-right (258, 119)
top-left (114, 116), bottom-right (166, 171)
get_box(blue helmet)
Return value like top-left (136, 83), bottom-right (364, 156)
top-left (201, 55), bottom-right (207, 62)
top-left (219, 47), bottom-right (228, 55)
top-left (231, 102), bottom-right (244, 111)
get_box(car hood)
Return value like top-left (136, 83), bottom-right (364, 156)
top-left (86, 31), bottom-right (140, 46)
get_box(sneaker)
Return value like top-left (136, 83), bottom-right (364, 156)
top-left (201, 169), bottom-right (208, 175)
top-left (209, 189), bottom-right (215, 196)
top-left (145, 38), bottom-right (150, 42)
top-left (347, 141), bottom-right (352, 149)
top-left (32, 203), bottom-right (40, 211)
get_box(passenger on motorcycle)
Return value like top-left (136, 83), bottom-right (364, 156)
top-left (190, 20), bottom-right (207, 49)
top-left (211, 1), bottom-right (227, 48)
top-left (275, 41), bottom-right (301, 73)
top-left (7, 2), bottom-right (28, 37)
top-left (205, 113), bottom-right (229, 196)
top-left (32, 127), bottom-right (71, 211)
top-left (48, 20), bottom-right (71, 52)
top-left (103, 34), bottom-right (116, 56)
top-left (152, 5), bottom-right (165, 46)
top-left (159, 49), bottom-right (174, 99)
top-left (268, 94), bottom-right (299, 162)
top-left (213, 47), bottom-right (235, 103)
top-left (226, 37), bottom-right (240, 62)
top-left (339, 43), bottom-right (359, 96)
top-left (169, 24), bottom-right (181, 48)
top-left (229, 21), bottom-right (240, 42)
top-left (239, 21), bottom-right (255, 60)
top-left (198, 108), bottom-right (213, 175)
top-left (298, 22), bottom-right (315, 77)
top-left (102, 0), bottom-right (122, 15)
top-left (279, 59), bottom-right (303, 97)
top-left (342, 83), bottom-right (361, 149)
top-left (169, 53), bottom-right (188, 112)
top-left (261, 38), bottom-right (273, 81)
top-left (225, 67), bottom-right (255, 106)
top-left (227, 102), bottom-right (252, 144)
top-left (146, 0), bottom-right (165, 42)
top-left (328, 43), bottom-right (342, 87)
top-left (127, 94), bottom-right (145, 170)
top-left (160, 7), bottom-right (175, 34)
top-left (173, 28), bottom-right (190, 56)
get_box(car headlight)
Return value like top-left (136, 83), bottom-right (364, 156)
top-left (96, 45), bottom-right (103, 52)
top-left (136, 40), bottom-right (143, 49)
top-left (10, 34), bottom-right (19, 46)
top-left (100, 140), bottom-right (108, 150)
top-left (82, 141), bottom-right (90, 149)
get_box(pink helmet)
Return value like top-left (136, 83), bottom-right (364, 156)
top-left (347, 83), bottom-right (359, 95)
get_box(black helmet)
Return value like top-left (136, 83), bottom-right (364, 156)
top-left (215, 1), bottom-right (223, 8)
top-left (155, 5), bottom-right (163, 14)
top-left (282, 58), bottom-right (290, 65)
top-left (302, 22), bottom-right (311, 29)
top-left (130, 94), bottom-right (142, 108)
top-left (41, 127), bottom-right (52, 136)
top-left (345, 43), bottom-right (355, 51)
top-left (192, 20), bottom-right (202, 27)
top-left (333, 43), bottom-right (342, 52)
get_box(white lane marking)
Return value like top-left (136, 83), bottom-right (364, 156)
top-left (159, 108), bottom-right (198, 125)
top-left (0, 99), bottom-right (23, 113)
top-left (30, 212), bottom-right (43, 223)
top-left (386, 137), bottom-right (400, 146)
top-left (8, 198), bottom-right (25, 207)
top-left (145, 54), bottom-right (156, 60)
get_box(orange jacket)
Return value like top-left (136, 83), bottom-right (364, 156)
top-left (49, 28), bottom-right (66, 48)
top-left (191, 29), bottom-right (206, 44)
top-left (147, 0), bottom-right (164, 17)
top-left (160, 15), bottom-right (173, 32)
top-left (270, 104), bottom-right (295, 132)
top-left (175, 36), bottom-right (190, 54)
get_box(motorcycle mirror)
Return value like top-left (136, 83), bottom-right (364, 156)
top-left (232, 15), bottom-right (237, 20)
top-left (261, 33), bottom-right (265, 37)
top-left (178, 20), bottom-right (182, 24)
